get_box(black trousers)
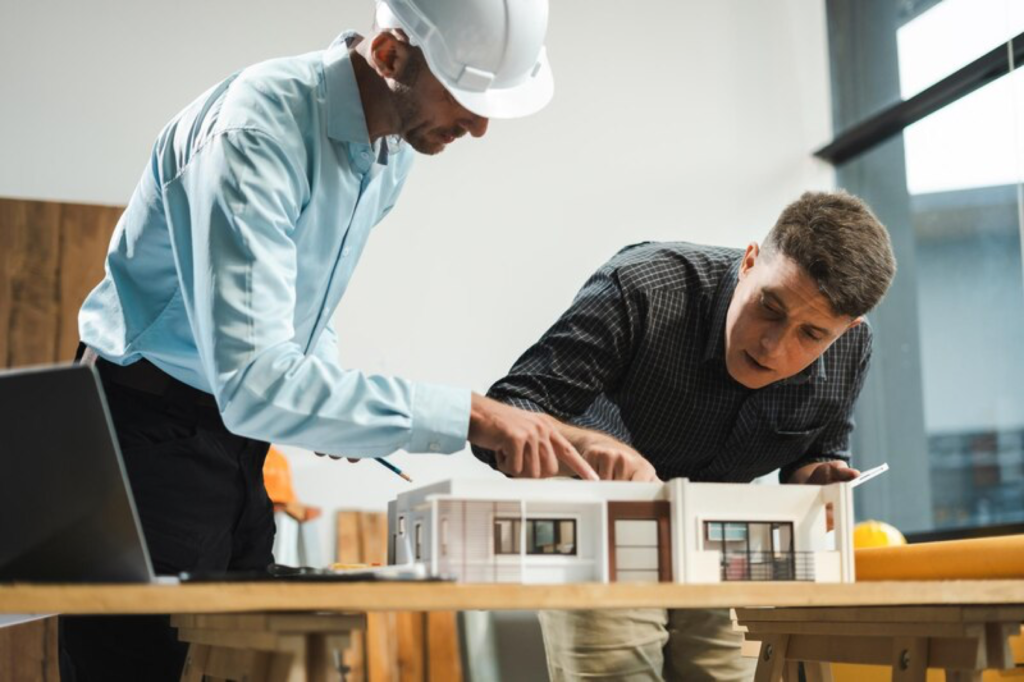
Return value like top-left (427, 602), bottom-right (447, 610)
top-left (59, 353), bottom-right (275, 682)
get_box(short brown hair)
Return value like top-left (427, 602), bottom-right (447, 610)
top-left (762, 190), bottom-right (896, 318)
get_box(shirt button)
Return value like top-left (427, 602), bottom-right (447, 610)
top-left (429, 442), bottom-right (441, 452)
top-left (342, 247), bottom-right (351, 256)
top-left (361, 151), bottom-right (371, 160)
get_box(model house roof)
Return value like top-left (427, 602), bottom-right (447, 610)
top-left (392, 478), bottom-right (667, 508)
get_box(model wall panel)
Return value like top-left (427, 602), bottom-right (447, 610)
top-left (459, 500), bottom-right (523, 583)
top-left (685, 485), bottom-right (829, 552)
top-left (812, 551), bottom-right (842, 582)
top-left (691, 551), bottom-right (723, 583)
top-left (443, 479), bottom-right (665, 503)
top-left (521, 562), bottom-right (595, 584)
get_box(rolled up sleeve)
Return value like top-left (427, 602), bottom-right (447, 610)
top-left (471, 267), bottom-right (637, 466)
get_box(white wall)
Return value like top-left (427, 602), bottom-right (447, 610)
top-left (1, 0), bottom-right (834, 560)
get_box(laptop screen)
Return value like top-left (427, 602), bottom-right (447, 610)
top-left (0, 364), bottom-right (156, 583)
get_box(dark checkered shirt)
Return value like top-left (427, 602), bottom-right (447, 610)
top-left (473, 242), bottom-right (873, 483)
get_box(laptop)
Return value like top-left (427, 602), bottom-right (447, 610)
top-left (0, 364), bottom-right (159, 583)
top-left (0, 363), bottom-right (437, 585)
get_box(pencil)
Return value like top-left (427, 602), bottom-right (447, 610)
top-left (375, 457), bottom-right (413, 482)
top-left (315, 451), bottom-right (413, 482)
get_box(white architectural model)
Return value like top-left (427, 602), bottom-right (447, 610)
top-left (387, 477), bottom-right (857, 584)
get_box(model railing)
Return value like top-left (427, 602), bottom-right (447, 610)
top-left (719, 551), bottom-right (815, 582)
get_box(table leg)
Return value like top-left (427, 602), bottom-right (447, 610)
top-left (804, 661), bottom-right (834, 682)
top-left (181, 644), bottom-right (211, 682)
top-left (944, 671), bottom-right (982, 682)
top-left (754, 635), bottom-right (790, 682)
top-left (891, 637), bottom-right (928, 682)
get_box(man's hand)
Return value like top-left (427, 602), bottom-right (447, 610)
top-left (469, 394), bottom-right (599, 481)
top-left (788, 460), bottom-right (860, 485)
top-left (572, 431), bottom-right (659, 482)
top-left (789, 460), bottom-right (861, 531)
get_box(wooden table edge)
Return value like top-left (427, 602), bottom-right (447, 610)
top-left (2, 580), bottom-right (1023, 615)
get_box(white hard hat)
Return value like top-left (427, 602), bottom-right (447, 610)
top-left (375, 0), bottom-right (554, 119)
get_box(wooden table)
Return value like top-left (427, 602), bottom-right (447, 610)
top-left (3, 580), bottom-right (1022, 614)
top-left (3, 580), bottom-right (1023, 681)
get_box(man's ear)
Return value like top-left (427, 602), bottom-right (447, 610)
top-left (368, 31), bottom-right (412, 80)
top-left (738, 242), bottom-right (760, 279)
top-left (846, 316), bottom-right (864, 331)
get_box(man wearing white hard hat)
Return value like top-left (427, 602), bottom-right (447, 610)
top-left (63, 1), bottom-right (592, 679)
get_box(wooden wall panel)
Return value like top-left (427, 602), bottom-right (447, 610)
top-left (358, 512), bottom-right (398, 682)
top-left (396, 612), bottom-right (425, 682)
top-left (56, 203), bottom-right (122, 361)
top-left (0, 618), bottom-right (59, 682)
top-left (366, 612), bottom-right (398, 682)
top-left (0, 202), bottom-right (12, 364)
top-left (0, 197), bottom-right (119, 368)
top-left (337, 511), bottom-right (369, 682)
top-left (0, 197), bottom-right (121, 681)
top-left (426, 611), bottom-right (463, 682)
top-left (0, 199), bottom-right (62, 366)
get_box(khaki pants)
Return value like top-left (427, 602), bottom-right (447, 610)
top-left (538, 608), bottom-right (756, 682)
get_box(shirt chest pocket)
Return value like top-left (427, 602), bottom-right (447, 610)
top-left (756, 423), bottom-right (826, 474)
top-left (713, 417), bottom-right (826, 481)
top-left (770, 426), bottom-right (824, 455)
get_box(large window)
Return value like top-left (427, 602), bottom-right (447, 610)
top-left (704, 521), bottom-right (806, 581)
top-left (493, 518), bottom-right (577, 556)
top-left (825, 0), bottom-right (1024, 535)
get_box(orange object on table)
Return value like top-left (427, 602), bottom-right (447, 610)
top-left (263, 446), bottom-right (297, 504)
top-left (856, 534), bottom-right (1024, 581)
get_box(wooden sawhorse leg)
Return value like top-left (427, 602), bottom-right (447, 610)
top-left (752, 635), bottom-right (834, 682)
top-left (738, 606), bottom-right (1023, 682)
top-left (173, 612), bottom-right (365, 682)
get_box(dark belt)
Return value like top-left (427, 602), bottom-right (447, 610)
top-left (78, 345), bottom-right (219, 409)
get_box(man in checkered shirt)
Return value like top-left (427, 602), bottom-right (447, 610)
top-left (472, 190), bottom-right (896, 682)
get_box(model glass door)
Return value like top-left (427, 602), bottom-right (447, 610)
top-left (607, 502), bottom-right (672, 583)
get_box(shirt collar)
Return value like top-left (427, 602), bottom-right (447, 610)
top-left (701, 257), bottom-right (826, 386)
top-left (702, 259), bottom-right (740, 364)
top-left (322, 31), bottom-right (394, 167)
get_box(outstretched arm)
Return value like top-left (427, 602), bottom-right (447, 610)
top-left (473, 262), bottom-right (643, 478)
top-left (554, 421), bottom-right (659, 482)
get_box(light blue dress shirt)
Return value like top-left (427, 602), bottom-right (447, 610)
top-left (80, 34), bottom-right (471, 457)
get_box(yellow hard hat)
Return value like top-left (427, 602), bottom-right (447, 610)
top-left (853, 520), bottom-right (907, 549)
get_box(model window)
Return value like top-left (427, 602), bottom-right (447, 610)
top-left (441, 518), bottom-right (449, 556)
top-left (526, 518), bottom-right (576, 555)
top-left (494, 518), bottom-right (578, 555)
top-left (771, 523), bottom-right (793, 553)
top-left (704, 520), bottom-right (800, 581)
top-left (398, 516), bottom-right (405, 535)
top-left (494, 518), bottom-right (521, 554)
top-left (705, 522), bottom-right (747, 550)
top-left (414, 522), bottom-right (422, 560)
